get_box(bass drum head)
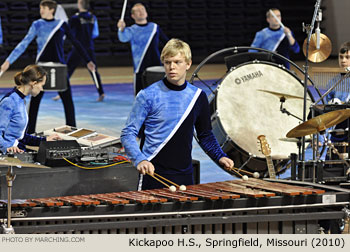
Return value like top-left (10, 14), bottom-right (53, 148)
top-left (211, 61), bottom-right (313, 173)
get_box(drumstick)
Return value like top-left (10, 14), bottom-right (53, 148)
top-left (120, 0), bottom-right (128, 21)
top-left (232, 167), bottom-right (253, 176)
top-left (235, 167), bottom-right (260, 178)
top-left (91, 71), bottom-right (99, 89)
top-left (229, 167), bottom-right (243, 178)
top-left (146, 172), bottom-right (171, 188)
top-left (153, 172), bottom-right (180, 187)
top-left (269, 9), bottom-right (284, 29)
top-left (0, 70), bottom-right (3, 78)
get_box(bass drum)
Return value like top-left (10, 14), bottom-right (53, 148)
top-left (210, 61), bottom-right (314, 174)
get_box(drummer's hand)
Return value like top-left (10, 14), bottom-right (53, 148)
top-left (117, 20), bottom-right (126, 31)
top-left (0, 60), bottom-right (10, 75)
top-left (137, 160), bottom-right (155, 176)
top-left (219, 157), bottom-right (234, 170)
top-left (6, 146), bottom-right (24, 154)
top-left (87, 61), bottom-right (96, 72)
top-left (47, 134), bottom-right (61, 141)
top-left (283, 27), bottom-right (291, 35)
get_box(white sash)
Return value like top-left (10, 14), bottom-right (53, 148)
top-left (135, 23), bottom-right (157, 74)
top-left (36, 20), bottom-right (64, 62)
top-left (272, 33), bottom-right (286, 52)
top-left (146, 88), bottom-right (202, 162)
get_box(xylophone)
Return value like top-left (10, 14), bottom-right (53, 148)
top-left (1, 179), bottom-right (349, 234)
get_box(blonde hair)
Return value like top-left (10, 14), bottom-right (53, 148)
top-left (161, 38), bottom-right (192, 64)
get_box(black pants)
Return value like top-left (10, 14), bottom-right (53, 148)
top-left (27, 84), bottom-right (76, 134)
top-left (134, 72), bottom-right (144, 96)
top-left (67, 49), bottom-right (104, 96)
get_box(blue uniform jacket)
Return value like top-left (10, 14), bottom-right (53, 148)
top-left (0, 88), bottom-right (45, 153)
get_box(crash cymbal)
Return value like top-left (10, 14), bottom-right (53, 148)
top-left (303, 33), bottom-right (332, 63)
top-left (257, 89), bottom-right (311, 100)
top-left (286, 109), bottom-right (350, 138)
top-left (0, 157), bottom-right (49, 168)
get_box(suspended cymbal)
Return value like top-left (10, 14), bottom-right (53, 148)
top-left (0, 157), bottom-right (49, 168)
top-left (303, 33), bottom-right (332, 63)
top-left (286, 109), bottom-right (350, 138)
top-left (257, 89), bottom-right (311, 100)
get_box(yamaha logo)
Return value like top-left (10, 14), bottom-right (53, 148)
top-left (235, 70), bottom-right (263, 84)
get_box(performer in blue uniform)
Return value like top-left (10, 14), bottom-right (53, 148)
top-left (250, 8), bottom-right (300, 69)
top-left (121, 39), bottom-right (234, 190)
top-left (0, 0), bottom-right (95, 134)
top-left (66, 0), bottom-right (105, 102)
top-left (0, 65), bottom-right (60, 154)
top-left (117, 3), bottom-right (169, 96)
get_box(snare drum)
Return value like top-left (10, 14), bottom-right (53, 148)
top-left (210, 62), bottom-right (314, 172)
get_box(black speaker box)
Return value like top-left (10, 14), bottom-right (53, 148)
top-left (36, 140), bottom-right (81, 167)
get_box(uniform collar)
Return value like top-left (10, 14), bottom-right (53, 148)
top-left (14, 88), bottom-right (26, 99)
top-left (163, 78), bottom-right (187, 91)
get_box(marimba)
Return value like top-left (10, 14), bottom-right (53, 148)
top-left (1, 179), bottom-right (349, 234)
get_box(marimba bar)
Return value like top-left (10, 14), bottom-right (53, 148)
top-left (0, 179), bottom-right (349, 234)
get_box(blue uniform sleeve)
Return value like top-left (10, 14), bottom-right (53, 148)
top-left (290, 31), bottom-right (300, 53)
top-left (249, 31), bottom-right (263, 52)
top-left (63, 22), bottom-right (91, 63)
top-left (195, 92), bottom-right (227, 162)
top-left (6, 23), bottom-right (37, 64)
top-left (19, 134), bottom-right (45, 147)
top-left (158, 26), bottom-right (169, 44)
top-left (121, 91), bottom-right (150, 166)
top-left (68, 16), bottom-right (78, 38)
top-left (92, 16), bottom-right (99, 39)
top-left (118, 27), bottom-right (133, 43)
top-left (0, 98), bottom-right (13, 153)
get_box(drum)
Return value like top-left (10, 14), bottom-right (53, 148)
top-left (38, 62), bottom-right (67, 91)
top-left (210, 61), bottom-right (314, 173)
top-left (142, 66), bottom-right (166, 89)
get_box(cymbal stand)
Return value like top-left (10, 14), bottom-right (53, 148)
top-left (280, 97), bottom-right (302, 121)
top-left (1, 165), bottom-right (16, 234)
top-left (301, 0), bottom-right (322, 181)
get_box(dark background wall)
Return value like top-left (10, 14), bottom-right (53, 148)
top-left (0, 0), bottom-right (323, 69)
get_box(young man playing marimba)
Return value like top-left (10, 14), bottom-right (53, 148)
top-left (121, 38), bottom-right (234, 190)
